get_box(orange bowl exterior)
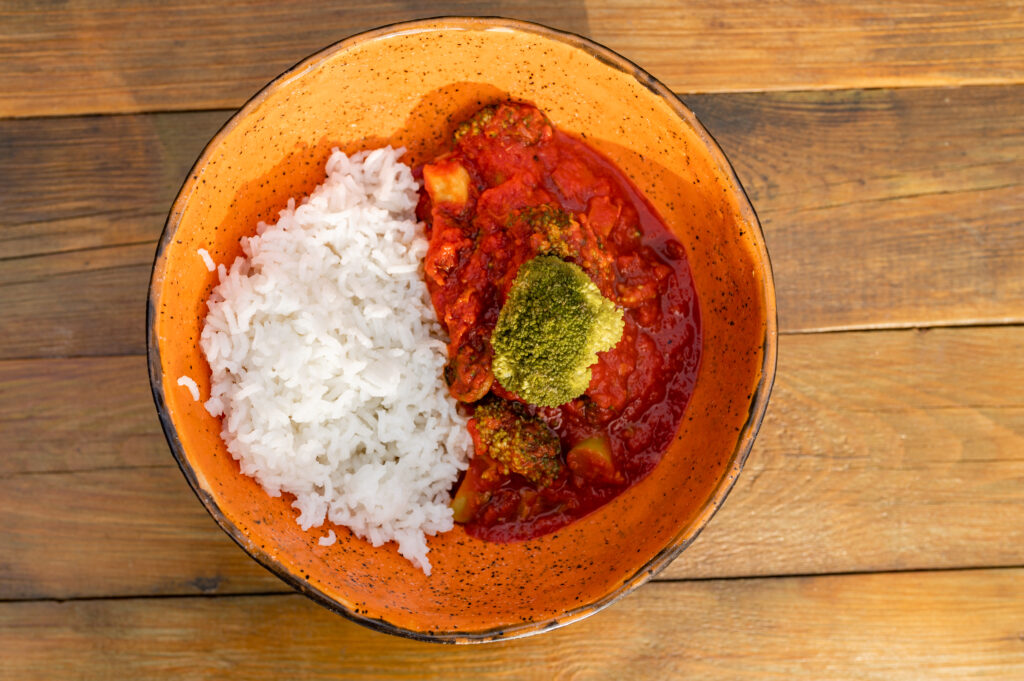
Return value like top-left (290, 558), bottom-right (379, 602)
top-left (148, 18), bottom-right (776, 642)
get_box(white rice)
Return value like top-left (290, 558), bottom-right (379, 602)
top-left (197, 248), bottom-right (216, 272)
top-left (197, 146), bottom-right (471, 575)
top-left (177, 376), bottom-right (200, 401)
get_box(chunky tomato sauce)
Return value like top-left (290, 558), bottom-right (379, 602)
top-left (418, 102), bottom-right (701, 542)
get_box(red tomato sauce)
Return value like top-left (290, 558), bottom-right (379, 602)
top-left (417, 102), bottom-right (701, 542)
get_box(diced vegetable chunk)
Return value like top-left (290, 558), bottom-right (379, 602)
top-left (450, 458), bottom-right (492, 524)
top-left (445, 336), bottom-right (494, 403)
top-left (423, 159), bottom-right (471, 208)
top-left (567, 435), bottom-right (623, 485)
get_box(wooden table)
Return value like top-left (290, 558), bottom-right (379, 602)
top-left (2, 2), bottom-right (1023, 678)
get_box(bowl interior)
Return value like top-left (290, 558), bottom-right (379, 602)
top-left (149, 18), bottom-right (775, 641)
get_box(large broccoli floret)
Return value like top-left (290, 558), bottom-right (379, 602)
top-left (491, 256), bottom-right (624, 407)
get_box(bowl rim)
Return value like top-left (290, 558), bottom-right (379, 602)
top-left (147, 15), bottom-right (778, 644)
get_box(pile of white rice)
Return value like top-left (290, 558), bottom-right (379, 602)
top-left (197, 146), bottom-right (471, 575)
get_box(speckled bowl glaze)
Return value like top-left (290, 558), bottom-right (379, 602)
top-left (148, 17), bottom-right (776, 642)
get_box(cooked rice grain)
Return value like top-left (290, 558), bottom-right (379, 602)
top-left (197, 248), bottom-right (216, 272)
top-left (177, 376), bottom-right (200, 401)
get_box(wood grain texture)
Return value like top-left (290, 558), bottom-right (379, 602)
top-left (3, 326), bottom-right (1022, 599)
top-left (3, 570), bottom-right (1023, 680)
top-left (666, 324), bottom-right (1024, 580)
top-left (0, 0), bottom-right (591, 119)
top-left (2, 86), bottom-right (1022, 359)
top-left (2, 1), bottom-right (1023, 118)
top-left (0, 111), bottom-right (231, 260)
top-left (588, 1), bottom-right (1024, 95)
top-left (2, 2), bottom-right (1020, 676)
top-left (683, 86), bottom-right (1024, 332)
top-left (0, 355), bottom-right (159, 476)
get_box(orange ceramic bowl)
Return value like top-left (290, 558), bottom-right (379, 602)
top-left (148, 17), bottom-right (776, 642)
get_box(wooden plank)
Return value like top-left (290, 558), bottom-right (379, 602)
top-left (0, 0), bottom-right (591, 119)
top-left (0, 248), bottom-right (151, 359)
top-left (683, 86), bottom-right (1024, 332)
top-left (2, 326), bottom-right (1022, 599)
top-left (0, 466), bottom-right (284, 600)
top-left (0, 355), bottom-right (162, 476)
top-left (0, 111), bottom-right (231, 260)
top-left (0, 354), bottom-right (283, 597)
top-left (0, 111), bottom-right (229, 359)
top-left (665, 324), bottom-right (1024, 580)
top-left (1, 85), bottom-right (1022, 359)
top-left (589, 0), bottom-right (1024, 94)
top-left (1, 1), bottom-right (1022, 118)
top-left (2, 570), bottom-right (1023, 680)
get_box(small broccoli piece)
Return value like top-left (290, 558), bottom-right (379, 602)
top-left (453, 106), bottom-right (496, 144)
top-left (453, 102), bottom-right (549, 146)
top-left (514, 205), bottom-right (579, 260)
top-left (470, 399), bottom-right (563, 487)
top-left (491, 256), bottom-right (624, 407)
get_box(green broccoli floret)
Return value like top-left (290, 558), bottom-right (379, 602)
top-left (491, 256), bottom-right (624, 407)
top-left (453, 102), bottom-right (549, 146)
top-left (470, 399), bottom-right (563, 487)
top-left (452, 106), bottom-right (496, 144)
top-left (513, 205), bottom-right (578, 260)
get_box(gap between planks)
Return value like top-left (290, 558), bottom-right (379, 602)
top-left (2, 569), bottom-right (1022, 681)
top-left (1, 563), bottom-right (1021, 606)
top-left (2, 0), bottom-right (1023, 118)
